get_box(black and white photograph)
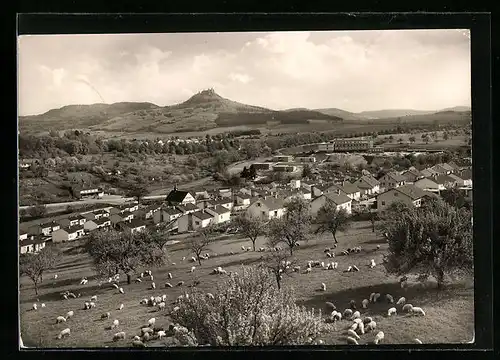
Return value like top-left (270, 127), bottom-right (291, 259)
top-left (18, 28), bottom-right (474, 348)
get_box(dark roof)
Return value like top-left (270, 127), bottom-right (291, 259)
top-left (62, 225), bottom-right (85, 233)
top-left (192, 210), bottom-right (215, 221)
top-left (384, 172), bottom-right (407, 183)
top-left (68, 214), bottom-right (86, 221)
top-left (163, 207), bottom-right (183, 216)
top-left (439, 163), bottom-right (455, 171)
top-left (40, 221), bottom-right (59, 228)
top-left (254, 197), bottom-right (285, 211)
top-left (434, 174), bottom-right (457, 185)
top-left (183, 203), bottom-right (199, 211)
top-left (403, 168), bottom-right (422, 177)
top-left (340, 182), bottom-right (361, 194)
top-left (20, 237), bottom-right (48, 246)
top-left (166, 189), bottom-right (191, 203)
top-left (324, 192), bottom-right (352, 205)
top-left (93, 209), bottom-right (109, 215)
top-left (212, 198), bottom-right (232, 205)
top-left (95, 218), bottom-right (111, 225)
top-left (208, 205), bottom-right (231, 215)
top-left (124, 218), bottom-right (147, 229)
top-left (357, 175), bottom-right (380, 188)
top-left (237, 193), bottom-right (252, 199)
top-left (392, 184), bottom-right (427, 200)
top-left (121, 210), bottom-right (133, 217)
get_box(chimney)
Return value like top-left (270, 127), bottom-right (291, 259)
top-left (336, 189), bottom-right (340, 195)
top-left (263, 196), bottom-right (267, 200)
top-left (174, 184), bottom-right (177, 191)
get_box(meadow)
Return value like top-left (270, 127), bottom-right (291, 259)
top-left (19, 220), bottom-right (474, 348)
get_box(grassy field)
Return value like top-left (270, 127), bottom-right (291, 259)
top-left (19, 221), bottom-right (474, 348)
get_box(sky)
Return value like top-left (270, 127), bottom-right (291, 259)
top-left (18, 30), bottom-right (471, 116)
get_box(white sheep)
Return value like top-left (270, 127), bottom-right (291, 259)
top-left (173, 306), bottom-right (180, 312)
top-left (182, 256), bottom-right (186, 261)
top-left (357, 321), bottom-right (365, 335)
top-left (346, 336), bottom-right (359, 345)
top-left (334, 262), bottom-right (338, 269)
top-left (111, 319), bottom-right (119, 329)
top-left (118, 287), bottom-right (124, 294)
top-left (363, 317), bottom-right (373, 325)
top-left (373, 293), bottom-right (381, 303)
top-left (376, 245), bottom-right (381, 250)
top-left (346, 266), bottom-right (352, 272)
top-left (41, 303), bottom-right (45, 308)
top-left (402, 304), bottom-right (414, 312)
top-left (353, 318), bottom-right (363, 324)
top-left (343, 308), bottom-right (353, 318)
top-left (305, 267), bottom-right (312, 274)
top-left (141, 327), bottom-right (154, 335)
top-left (333, 312), bottom-right (342, 321)
top-left (90, 295), bottom-right (97, 301)
top-left (370, 259), bottom-right (376, 268)
top-left (177, 281), bottom-right (184, 286)
top-left (320, 261), bottom-right (325, 268)
top-left (162, 294), bottom-right (167, 302)
top-left (101, 312), bottom-right (111, 319)
top-left (157, 330), bottom-right (166, 339)
top-left (165, 282), bottom-right (173, 288)
top-left (411, 307), bottom-right (426, 316)
top-left (133, 335), bottom-right (141, 341)
top-left (190, 266), bottom-right (196, 273)
top-left (366, 321), bottom-right (377, 332)
top-left (326, 252), bottom-right (332, 258)
top-left (66, 311), bottom-right (74, 319)
top-left (396, 296), bottom-right (406, 305)
top-left (118, 304), bottom-right (124, 310)
top-left (293, 266), bottom-right (301, 272)
top-left (191, 256), bottom-right (197, 262)
top-left (320, 283), bottom-right (326, 291)
top-left (414, 338), bottom-right (423, 344)
top-left (386, 294), bottom-right (394, 303)
top-left (361, 299), bottom-right (369, 309)
top-left (168, 273), bottom-right (172, 279)
top-left (140, 298), bottom-right (148, 305)
top-left (112, 283), bottom-right (119, 289)
top-left (350, 323), bottom-right (358, 331)
top-left (387, 307), bottom-right (397, 316)
top-left (373, 331), bottom-right (384, 344)
top-left (84, 302), bottom-right (90, 310)
top-left (351, 311), bottom-right (360, 320)
top-left (347, 329), bottom-right (360, 340)
top-left (158, 302), bottom-right (166, 311)
top-left (241, 245), bottom-right (245, 251)
top-left (142, 332), bottom-right (150, 342)
top-left (56, 316), bottom-right (66, 323)
top-left (56, 328), bottom-right (70, 339)
top-left (148, 318), bottom-right (156, 327)
top-left (113, 331), bottom-right (126, 342)
top-left (206, 293), bottom-right (215, 300)
top-left (352, 265), bottom-right (360, 272)
top-left (32, 303), bottom-right (38, 311)
top-left (90, 302), bottom-right (96, 308)
top-left (135, 278), bottom-right (142, 283)
top-left (151, 282), bottom-right (156, 289)
top-left (54, 274), bottom-right (58, 279)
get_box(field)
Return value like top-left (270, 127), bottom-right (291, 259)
top-left (19, 221), bottom-right (474, 348)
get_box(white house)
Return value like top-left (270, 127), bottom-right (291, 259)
top-left (59, 214), bottom-right (87, 228)
top-left (246, 197), bottom-right (286, 220)
top-left (379, 172), bottom-right (407, 192)
top-left (20, 237), bottom-right (48, 254)
top-left (19, 231), bottom-right (29, 242)
top-left (235, 193), bottom-right (252, 208)
top-left (413, 177), bottom-right (445, 193)
top-left (339, 182), bottom-right (361, 201)
top-left (118, 219), bottom-right (147, 234)
top-left (166, 187), bottom-right (196, 206)
top-left (290, 179), bottom-right (301, 189)
top-left (353, 175), bottom-right (380, 196)
top-left (310, 191), bottom-right (352, 217)
top-left (52, 225), bottom-right (85, 243)
top-left (205, 206), bottom-right (231, 225)
top-left (376, 184), bottom-right (427, 212)
top-left (192, 211), bottom-right (215, 230)
top-left (153, 207), bottom-right (183, 224)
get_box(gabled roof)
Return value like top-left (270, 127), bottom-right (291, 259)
top-left (383, 171), bottom-right (407, 183)
top-left (356, 175), bottom-right (380, 188)
top-left (208, 205), bottom-right (231, 215)
top-left (19, 237), bottom-right (48, 246)
top-left (192, 210), bottom-right (215, 221)
top-left (124, 218), bottom-right (147, 229)
top-left (392, 184), bottom-right (427, 200)
top-left (93, 209), bottom-right (109, 215)
top-left (95, 217), bottom-right (111, 225)
top-left (420, 168), bottom-right (439, 177)
top-left (236, 193), bottom-right (252, 199)
top-left (166, 189), bottom-right (193, 203)
top-left (163, 207), bottom-right (183, 216)
top-left (62, 225), bottom-right (85, 233)
top-left (447, 161), bottom-right (461, 170)
top-left (212, 198), bottom-right (232, 205)
top-left (340, 182), bottom-right (361, 194)
top-left (459, 169), bottom-right (472, 180)
top-left (183, 202), bottom-right (199, 211)
top-left (438, 163), bottom-right (455, 171)
top-left (68, 214), bottom-right (86, 221)
top-left (416, 177), bottom-right (439, 185)
top-left (434, 174), bottom-right (456, 185)
top-left (253, 197), bottom-right (285, 211)
top-left (40, 221), bottom-right (59, 228)
top-left (447, 173), bottom-right (464, 182)
top-left (324, 192), bottom-right (352, 205)
top-left (403, 168), bottom-right (422, 177)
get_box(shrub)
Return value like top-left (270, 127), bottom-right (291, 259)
top-left (170, 266), bottom-right (330, 346)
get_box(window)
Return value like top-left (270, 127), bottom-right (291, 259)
top-left (257, 203), bottom-right (261, 207)
top-left (195, 221), bottom-right (200, 226)
top-left (382, 201), bottom-right (386, 205)
top-left (274, 210), bottom-right (278, 216)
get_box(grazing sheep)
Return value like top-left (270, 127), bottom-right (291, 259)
top-left (190, 266), bottom-right (196, 273)
top-left (305, 268), bottom-right (312, 274)
top-left (206, 293), bottom-right (215, 300)
top-left (32, 303), bottom-right (38, 311)
top-left (101, 312), bottom-right (111, 319)
top-left (357, 321), bottom-right (365, 335)
top-left (148, 318), bottom-right (156, 327)
top-left (173, 306), bottom-right (180, 312)
top-left (363, 317), bottom-right (373, 325)
top-left (80, 277), bottom-right (88, 285)
top-left (118, 304), bottom-right (124, 310)
top-left (158, 302), bottom-right (166, 311)
top-left (373, 331), bottom-right (384, 344)
top-left (347, 329), bottom-right (360, 340)
top-left (157, 330), bottom-right (166, 339)
top-left (177, 281), bottom-right (184, 287)
top-left (320, 262), bottom-right (325, 268)
top-left (346, 336), bottom-right (359, 345)
top-left (326, 252), bottom-right (332, 258)
top-left (326, 263), bottom-right (333, 270)
top-left (349, 300), bottom-right (357, 310)
top-left (341, 250), bottom-right (349, 256)
top-left (162, 294), bottom-right (167, 302)
top-left (334, 262), bottom-right (338, 269)
top-left (353, 318), bottom-right (363, 324)
top-left (373, 293), bottom-right (381, 303)
top-left (54, 274), bottom-right (58, 279)
top-left (135, 278), bottom-right (142, 283)
top-left (66, 311), bottom-right (74, 319)
top-left (350, 323), bottom-right (358, 331)
top-left (165, 282), bottom-right (173, 288)
top-left (90, 295), bottom-right (97, 302)
top-left (333, 312), bottom-right (342, 321)
top-left (346, 266), bottom-right (352, 272)
top-left (369, 292), bottom-right (376, 302)
top-left (67, 293), bottom-right (77, 299)
top-left (320, 283), bottom-right (326, 291)
top-left (41, 303), bottom-right (45, 308)
top-left (387, 307), bottom-right (397, 316)
top-left (343, 308), bottom-right (353, 318)
top-left (191, 256), bottom-right (197, 262)
top-left (151, 282), bottom-right (156, 290)
top-left (56, 328), bottom-right (70, 339)
top-left (171, 262), bottom-right (176, 266)
top-left (411, 307), bottom-right (426, 316)
top-left (111, 319), bottom-right (119, 329)
top-left (362, 299), bottom-right (369, 309)
top-left (414, 338), bottom-right (423, 344)
top-left (133, 335), bottom-right (141, 341)
top-left (167, 273), bottom-right (172, 279)
top-left (141, 327), bottom-right (153, 335)
top-left (140, 273), bottom-right (145, 278)
top-left (113, 332), bottom-right (126, 342)
top-left (325, 302), bottom-right (336, 312)
top-left (241, 246), bottom-right (245, 251)
top-left (402, 304), bottom-right (414, 313)
top-left (386, 294), bottom-right (394, 303)
top-left (365, 321), bottom-right (377, 332)
top-left (396, 297), bottom-right (406, 305)
top-left (293, 266), bottom-right (301, 272)
top-left (351, 311), bottom-right (360, 320)
top-left (132, 340), bottom-right (145, 347)
top-left (182, 256), bottom-right (186, 261)
top-left (154, 296), bottom-right (162, 304)
top-left (140, 298), bottom-right (148, 305)
top-left (90, 302), bottom-right (96, 308)
top-left (118, 287), bottom-right (124, 294)
top-left (56, 316), bottom-right (66, 324)
top-left (142, 332), bottom-right (150, 342)
top-left (352, 265), bottom-right (360, 272)
top-left (112, 283), bottom-right (119, 289)
top-left (370, 259), bottom-right (376, 268)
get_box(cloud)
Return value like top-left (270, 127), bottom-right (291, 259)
top-left (228, 72), bottom-right (253, 84)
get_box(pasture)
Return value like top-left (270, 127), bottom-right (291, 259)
top-left (19, 221), bottom-right (474, 348)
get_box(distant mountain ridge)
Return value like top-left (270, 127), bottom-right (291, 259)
top-left (18, 89), bottom-right (470, 134)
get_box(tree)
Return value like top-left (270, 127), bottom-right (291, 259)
top-left (315, 202), bottom-right (351, 243)
top-left (240, 166), bottom-right (250, 178)
top-left (302, 164), bottom-right (312, 179)
top-left (398, 138), bottom-right (404, 144)
top-left (409, 136), bottom-right (416, 144)
top-left (85, 229), bottom-right (166, 284)
top-left (440, 188), bottom-right (471, 210)
top-left (170, 266), bottom-right (330, 346)
top-left (443, 132), bottom-right (449, 141)
top-left (189, 226), bottom-right (215, 265)
top-left (267, 198), bottom-right (311, 255)
top-left (128, 184), bottom-right (149, 204)
top-left (28, 204), bottom-right (47, 219)
top-left (19, 246), bottom-right (61, 295)
top-left (248, 165), bottom-right (257, 180)
top-left (381, 198), bottom-right (473, 289)
top-left (260, 250), bottom-right (296, 290)
top-left (232, 215), bottom-right (266, 251)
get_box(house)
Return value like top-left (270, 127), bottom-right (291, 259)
top-left (246, 197), bottom-right (286, 220)
top-left (413, 177), bottom-right (445, 193)
top-left (301, 182), bottom-right (313, 192)
top-left (109, 212), bottom-right (134, 227)
top-left (420, 168), bottom-right (440, 178)
top-left (434, 174), bottom-right (458, 189)
top-left (19, 236), bottom-right (48, 254)
top-left (458, 169), bottom-right (472, 187)
top-left (430, 163), bottom-right (454, 175)
top-left (251, 163), bottom-right (273, 171)
top-left (205, 206), bottom-right (231, 225)
top-left (310, 191), bottom-right (352, 217)
top-left (118, 219), bottom-right (147, 234)
top-left (178, 210), bottom-right (215, 232)
top-left (176, 202), bottom-right (200, 215)
top-left (235, 193), bottom-right (252, 207)
top-left (299, 190), bottom-right (312, 200)
top-left (84, 217), bottom-right (111, 232)
top-left (142, 204), bottom-right (162, 219)
top-left (19, 231), bottom-right (29, 242)
top-left (194, 190), bottom-right (210, 201)
top-left (272, 155), bottom-right (294, 162)
top-left (376, 184), bottom-right (427, 212)
top-left (339, 182), bottom-right (362, 201)
top-left (279, 189), bottom-right (305, 203)
top-left (379, 172), bottom-right (407, 192)
top-left (354, 175), bottom-right (381, 196)
top-left (447, 173), bottom-right (466, 187)
top-left (79, 187), bottom-right (104, 198)
top-left (295, 156), bottom-right (316, 163)
top-left (166, 186), bottom-right (196, 206)
top-left (51, 225), bottom-right (85, 243)
top-left (401, 168), bottom-right (423, 183)
top-left (211, 198), bottom-right (234, 210)
top-left (311, 184), bottom-right (329, 198)
top-left (59, 214), bottom-right (87, 228)
top-left (153, 206), bottom-right (183, 224)
top-left (36, 221), bottom-right (60, 236)
top-left (93, 209), bottom-right (110, 220)
top-left (289, 179), bottom-right (301, 189)
top-left (273, 164), bottom-right (297, 172)
top-left (239, 187), bottom-right (253, 196)
top-left (447, 161), bottom-right (461, 172)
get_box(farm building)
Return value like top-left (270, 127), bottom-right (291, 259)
top-left (413, 177), bottom-right (445, 194)
top-left (166, 186), bottom-right (196, 206)
top-left (177, 210), bottom-right (215, 233)
top-left (353, 175), bottom-right (380, 196)
top-left (235, 193), bottom-right (252, 207)
top-left (401, 168), bottom-right (424, 183)
top-left (153, 206), bottom-right (183, 224)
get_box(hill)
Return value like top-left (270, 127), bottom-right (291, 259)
top-left (314, 108), bottom-right (370, 121)
top-left (357, 109), bottom-right (435, 119)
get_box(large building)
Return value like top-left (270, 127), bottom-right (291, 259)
top-left (315, 138), bottom-right (374, 152)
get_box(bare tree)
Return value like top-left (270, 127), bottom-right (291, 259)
top-left (315, 202), bottom-right (351, 244)
top-left (188, 226), bottom-right (215, 266)
top-left (232, 214), bottom-right (266, 251)
top-left (260, 250), bottom-right (296, 290)
top-left (19, 246), bottom-right (61, 295)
